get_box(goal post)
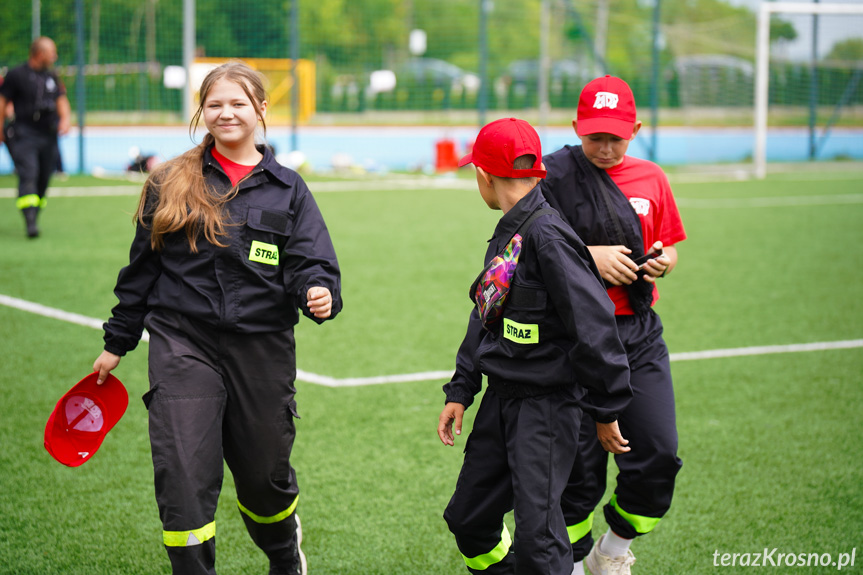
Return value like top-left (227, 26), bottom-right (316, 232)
top-left (754, 2), bottom-right (863, 179)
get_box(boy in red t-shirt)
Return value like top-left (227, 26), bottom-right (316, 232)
top-left (541, 75), bottom-right (687, 575)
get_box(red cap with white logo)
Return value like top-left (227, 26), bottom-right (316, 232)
top-left (576, 75), bottom-right (637, 140)
top-left (44, 372), bottom-right (129, 467)
top-left (459, 117), bottom-right (547, 179)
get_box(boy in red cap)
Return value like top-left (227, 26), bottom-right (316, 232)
top-left (541, 76), bottom-right (687, 575)
top-left (437, 117), bottom-right (632, 575)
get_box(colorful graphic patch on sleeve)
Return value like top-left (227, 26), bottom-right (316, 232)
top-left (473, 233), bottom-right (523, 329)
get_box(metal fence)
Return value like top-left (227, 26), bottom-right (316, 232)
top-left (1, 0), bottom-right (861, 168)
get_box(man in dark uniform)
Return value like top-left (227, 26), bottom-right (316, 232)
top-left (0, 36), bottom-right (71, 238)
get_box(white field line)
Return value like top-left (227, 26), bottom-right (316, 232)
top-left (0, 178), bottom-right (475, 199)
top-left (666, 169), bottom-right (863, 185)
top-left (0, 186), bottom-right (139, 197)
top-left (675, 193), bottom-right (863, 209)
top-left (2, 293), bottom-right (862, 388)
top-left (3, 182), bottom-right (863, 208)
top-left (669, 340), bottom-right (863, 361)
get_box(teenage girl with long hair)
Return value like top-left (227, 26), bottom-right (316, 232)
top-left (93, 60), bottom-right (341, 575)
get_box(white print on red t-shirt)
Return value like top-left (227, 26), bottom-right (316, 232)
top-left (629, 197), bottom-right (650, 216)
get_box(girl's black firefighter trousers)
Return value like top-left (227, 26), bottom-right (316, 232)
top-left (143, 310), bottom-right (303, 575)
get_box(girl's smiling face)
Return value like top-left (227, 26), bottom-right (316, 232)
top-left (202, 78), bottom-right (267, 152)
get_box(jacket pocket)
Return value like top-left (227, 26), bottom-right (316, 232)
top-left (497, 284), bottom-right (546, 348)
top-left (243, 206), bottom-right (294, 271)
top-left (273, 398), bottom-right (300, 481)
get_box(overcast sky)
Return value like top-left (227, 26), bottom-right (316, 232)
top-left (723, 0), bottom-right (863, 60)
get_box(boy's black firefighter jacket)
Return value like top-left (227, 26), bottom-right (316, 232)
top-left (103, 145), bottom-right (342, 356)
top-left (443, 186), bottom-right (631, 423)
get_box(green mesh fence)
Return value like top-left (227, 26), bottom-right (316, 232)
top-left (0, 0), bottom-right (860, 128)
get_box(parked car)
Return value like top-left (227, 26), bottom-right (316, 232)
top-left (396, 58), bottom-right (480, 93)
top-left (503, 58), bottom-right (590, 89)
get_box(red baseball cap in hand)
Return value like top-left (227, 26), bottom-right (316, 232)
top-left (576, 75), bottom-right (638, 140)
top-left (459, 117), bottom-right (547, 179)
top-left (44, 372), bottom-right (129, 467)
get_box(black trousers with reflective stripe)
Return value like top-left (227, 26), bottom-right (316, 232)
top-left (444, 386), bottom-right (581, 575)
top-left (144, 310), bottom-right (302, 575)
top-left (7, 123), bottom-right (57, 203)
top-left (563, 310), bottom-right (683, 560)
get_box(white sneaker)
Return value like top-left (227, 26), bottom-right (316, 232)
top-left (584, 534), bottom-right (636, 575)
top-left (296, 515), bottom-right (307, 575)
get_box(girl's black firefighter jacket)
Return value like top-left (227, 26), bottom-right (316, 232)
top-left (103, 145), bottom-right (342, 357)
top-left (443, 186), bottom-right (631, 423)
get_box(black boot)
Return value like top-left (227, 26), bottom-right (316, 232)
top-left (22, 207), bottom-right (39, 238)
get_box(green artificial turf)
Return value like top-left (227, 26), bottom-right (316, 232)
top-left (0, 171), bottom-right (860, 574)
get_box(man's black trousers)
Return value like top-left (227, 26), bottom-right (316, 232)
top-left (8, 123), bottom-right (57, 203)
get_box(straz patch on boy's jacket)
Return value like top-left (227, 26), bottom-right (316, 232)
top-left (249, 241), bottom-right (279, 265)
top-left (503, 318), bottom-right (539, 344)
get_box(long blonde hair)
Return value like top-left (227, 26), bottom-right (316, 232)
top-left (137, 61), bottom-right (268, 252)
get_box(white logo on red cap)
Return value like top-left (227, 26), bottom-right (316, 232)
top-left (593, 92), bottom-right (619, 110)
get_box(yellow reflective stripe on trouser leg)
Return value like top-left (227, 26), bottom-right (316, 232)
top-left (462, 524), bottom-right (512, 571)
top-left (566, 511), bottom-right (594, 543)
top-left (163, 520), bottom-right (216, 547)
top-left (610, 494), bottom-right (662, 534)
top-left (237, 494), bottom-right (299, 524)
top-left (16, 194), bottom-right (42, 210)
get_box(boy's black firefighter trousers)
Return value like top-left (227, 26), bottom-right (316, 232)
top-left (444, 386), bottom-right (581, 575)
top-left (144, 310), bottom-right (303, 575)
top-left (562, 310), bottom-right (683, 562)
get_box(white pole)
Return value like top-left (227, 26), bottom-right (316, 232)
top-left (753, 2), bottom-right (771, 180)
top-left (32, 0), bottom-right (40, 40)
top-left (183, 0), bottom-right (195, 122)
top-left (594, 0), bottom-right (609, 77)
top-left (539, 0), bottom-right (550, 134)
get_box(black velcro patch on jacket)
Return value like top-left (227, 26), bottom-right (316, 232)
top-left (508, 286), bottom-right (546, 310)
top-left (260, 210), bottom-right (289, 231)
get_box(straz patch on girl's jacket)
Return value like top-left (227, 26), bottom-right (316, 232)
top-left (503, 318), bottom-right (538, 344)
top-left (249, 241), bottom-right (279, 265)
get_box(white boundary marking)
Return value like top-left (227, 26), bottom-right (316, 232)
top-left (2, 293), bottom-right (861, 387)
top-left (0, 178), bottom-right (476, 199)
top-left (675, 193), bottom-right (863, 209)
top-left (0, 186), bottom-right (140, 197)
top-left (4, 184), bottom-right (863, 206)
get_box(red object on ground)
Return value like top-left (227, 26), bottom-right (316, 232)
top-left (435, 139), bottom-right (460, 172)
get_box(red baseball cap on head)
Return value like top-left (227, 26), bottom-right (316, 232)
top-left (458, 117), bottom-right (547, 179)
top-left (44, 372), bottom-right (129, 467)
top-left (576, 75), bottom-right (637, 140)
